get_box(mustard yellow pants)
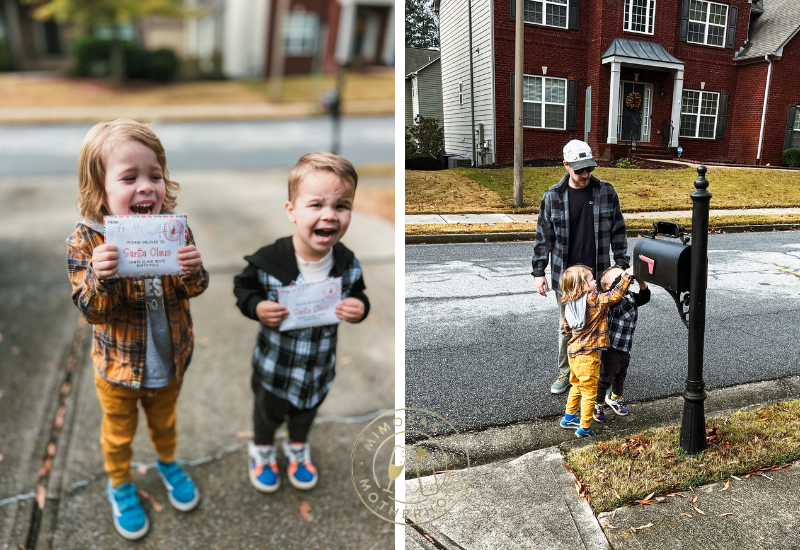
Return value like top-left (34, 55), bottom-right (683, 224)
top-left (565, 352), bottom-right (600, 429)
top-left (94, 371), bottom-right (180, 487)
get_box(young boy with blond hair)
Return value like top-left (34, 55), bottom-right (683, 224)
top-left (592, 266), bottom-right (650, 422)
top-left (558, 263), bottom-right (633, 437)
top-left (66, 118), bottom-right (209, 539)
top-left (233, 152), bottom-right (369, 493)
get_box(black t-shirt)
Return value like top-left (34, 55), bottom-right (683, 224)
top-left (567, 185), bottom-right (596, 274)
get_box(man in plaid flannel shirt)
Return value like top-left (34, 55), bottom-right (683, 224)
top-left (532, 140), bottom-right (629, 395)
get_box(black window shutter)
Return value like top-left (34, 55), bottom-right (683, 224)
top-left (569, 0), bottom-right (580, 30)
top-left (510, 0), bottom-right (515, 21)
top-left (726, 7), bottom-right (738, 49)
top-left (567, 79), bottom-right (578, 131)
top-left (511, 73), bottom-right (515, 126)
top-left (785, 105), bottom-right (798, 150)
top-left (715, 93), bottom-right (729, 140)
top-left (679, 0), bottom-right (690, 42)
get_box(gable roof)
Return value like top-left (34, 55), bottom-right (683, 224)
top-left (406, 47), bottom-right (440, 77)
top-left (736, 0), bottom-right (800, 62)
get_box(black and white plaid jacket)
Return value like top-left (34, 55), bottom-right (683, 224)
top-left (233, 237), bottom-right (369, 409)
top-left (607, 288), bottom-right (650, 353)
top-left (531, 174), bottom-right (629, 294)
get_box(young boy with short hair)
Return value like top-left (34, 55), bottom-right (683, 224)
top-left (592, 266), bottom-right (650, 422)
top-left (233, 152), bottom-right (369, 492)
top-left (67, 118), bottom-right (209, 540)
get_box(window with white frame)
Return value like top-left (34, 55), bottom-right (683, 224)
top-left (285, 11), bottom-right (319, 55)
top-left (680, 90), bottom-right (719, 138)
top-left (623, 0), bottom-right (656, 34)
top-left (522, 75), bottom-right (566, 129)
top-left (688, 0), bottom-right (728, 47)
top-left (791, 108), bottom-right (800, 149)
top-left (523, 0), bottom-right (568, 29)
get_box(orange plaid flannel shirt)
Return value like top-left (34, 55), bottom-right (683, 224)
top-left (562, 273), bottom-right (633, 359)
top-left (67, 222), bottom-right (209, 390)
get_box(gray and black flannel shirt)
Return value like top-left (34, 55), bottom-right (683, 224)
top-left (233, 237), bottom-right (369, 410)
top-left (607, 288), bottom-right (650, 353)
top-left (531, 174), bottom-right (629, 294)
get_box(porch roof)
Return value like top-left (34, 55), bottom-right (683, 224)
top-left (601, 38), bottom-right (684, 70)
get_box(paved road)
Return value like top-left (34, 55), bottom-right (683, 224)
top-left (405, 233), bottom-right (800, 434)
top-left (0, 116), bottom-right (394, 175)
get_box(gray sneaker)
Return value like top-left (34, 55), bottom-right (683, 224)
top-left (550, 375), bottom-right (571, 394)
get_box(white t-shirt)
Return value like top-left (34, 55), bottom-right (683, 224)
top-left (295, 249), bottom-right (333, 283)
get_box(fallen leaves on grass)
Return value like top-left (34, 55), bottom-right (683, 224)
top-left (299, 500), bottom-right (312, 521)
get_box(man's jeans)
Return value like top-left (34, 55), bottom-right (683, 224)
top-left (557, 293), bottom-right (570, 379)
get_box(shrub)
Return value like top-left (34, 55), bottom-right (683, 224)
top-left (615, 158), bottom-right (636, 169)
top-left (73, 36), bottom-right (177, 81)
top-left (406, 157), bottom-right (443, 170)
top-left (783, 148), bottom-right (800, 168)
top-left (0, 37), bottom-right (13, 71)
top-left (406, 115), bottom-right (444, 160)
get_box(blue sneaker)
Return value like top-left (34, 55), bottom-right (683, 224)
top-left (248, 440), bottom-right (280, 493)
top-left (156, 460), bottom-right (200, 512)
top-left (605, 393), bottom-right (628, 416)
top-left (282, 438), bottom-right (318, 490)
top-left (593, 404), bottom-right (606, 423)
top-left (575, 427), bottom-right (597, 438)
top-left (559, 415), bottom-right (581, 430)
top-left (106, 480), bottom-right (149, 540)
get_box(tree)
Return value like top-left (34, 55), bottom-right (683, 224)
top-left (406, 115), bottom-right (444, 159)
top-left (24, 0), bottom-right (187, 83)
top-left (405, 0), bottom-right (439, 49)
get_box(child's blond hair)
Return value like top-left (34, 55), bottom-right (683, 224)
top-left (560, 264), bottom-right (593, 303)
top-left (287, 151), bottom-right (358, 202)
top-left (77, 118), bottom-right (179, 222)
top-left (600, 265), bottom-right (625, 292)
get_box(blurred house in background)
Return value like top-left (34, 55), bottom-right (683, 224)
top-left (0, 0), bottom-right (69, 71)
top-left (185, 0), bottom-right (395, 79)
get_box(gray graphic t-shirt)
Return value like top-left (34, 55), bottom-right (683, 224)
top-left (141, 276), bottom-right (175, 388)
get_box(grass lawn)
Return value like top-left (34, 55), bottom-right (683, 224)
top-left (406, 166), bottom-right (800, 214)
top-left (567, 400), bottom-right (800, 513)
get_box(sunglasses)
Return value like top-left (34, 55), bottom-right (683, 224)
top-left (573, 166), bottom-right (595, 175)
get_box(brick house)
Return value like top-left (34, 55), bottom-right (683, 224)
top-left (436, 0), bottom-right (800, 166)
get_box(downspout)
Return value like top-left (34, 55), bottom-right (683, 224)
top-left (468, 0), bottom-right (476, 166)
top-left (756, 54), bottom-right (773, 165)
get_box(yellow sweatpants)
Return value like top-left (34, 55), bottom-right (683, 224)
top-left (94, 371), bottom-right (180, 487)
top-left (565, 352), bottom-right (600, 429)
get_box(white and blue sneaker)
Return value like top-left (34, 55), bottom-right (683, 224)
top-left (605, 393), bottom-right (628, 416)
top-left (282, 438), bottom-right (318, 490)
top-left (575, 427), bottom-right (598, 438)
top-left (156, 460), bottom-right (200, 512)
top-left (107, 480), bottom-right (149, 540)
top-left (559, 415), bottom-right (581, 430)
top-left (248, 440), bottom-right (281, 493)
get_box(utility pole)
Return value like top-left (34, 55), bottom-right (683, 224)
top-left (513, 0), bottom-right (524, 207)
top-left (269, 0), bottom-right (291, 102)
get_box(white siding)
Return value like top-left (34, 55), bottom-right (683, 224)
top-left (417, 60), bottom-right (444, 125)
top-left (439, 0), bottom-right (495, 165)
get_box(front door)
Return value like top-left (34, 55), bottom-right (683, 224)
top-left (621, 82), bottom-right (645, 142)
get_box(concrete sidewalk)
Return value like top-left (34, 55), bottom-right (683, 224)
top-left (405, 207), bottom-right (800, 226)
top-left (404, 377), bottom-right (800, 550)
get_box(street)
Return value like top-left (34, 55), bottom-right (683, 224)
top-left (0, 116), bottom-right (394, 175)
top-left (405, 233), bottom-right (800, 434)
top-left (0, 120), bottom-right (395, 547)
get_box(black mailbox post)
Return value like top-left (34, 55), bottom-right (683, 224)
top-left (633, 167), bottom-right (711, 455)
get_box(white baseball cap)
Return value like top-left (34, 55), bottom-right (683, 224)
top-left (563, 140), bottom-right (597, 170)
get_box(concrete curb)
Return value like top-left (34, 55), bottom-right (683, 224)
top-left (405, 224), bottom-right (800, 245)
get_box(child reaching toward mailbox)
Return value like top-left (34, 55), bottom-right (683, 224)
top-left (592, 266), bottom-right (650, 423)
top-left (558, 264), bottom-right (634, 437)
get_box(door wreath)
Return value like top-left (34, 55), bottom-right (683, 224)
top-left (625, 90), bottom-right (642, 110)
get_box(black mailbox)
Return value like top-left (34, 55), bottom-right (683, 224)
top-left (633, 222), bottom-right (691, 293)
